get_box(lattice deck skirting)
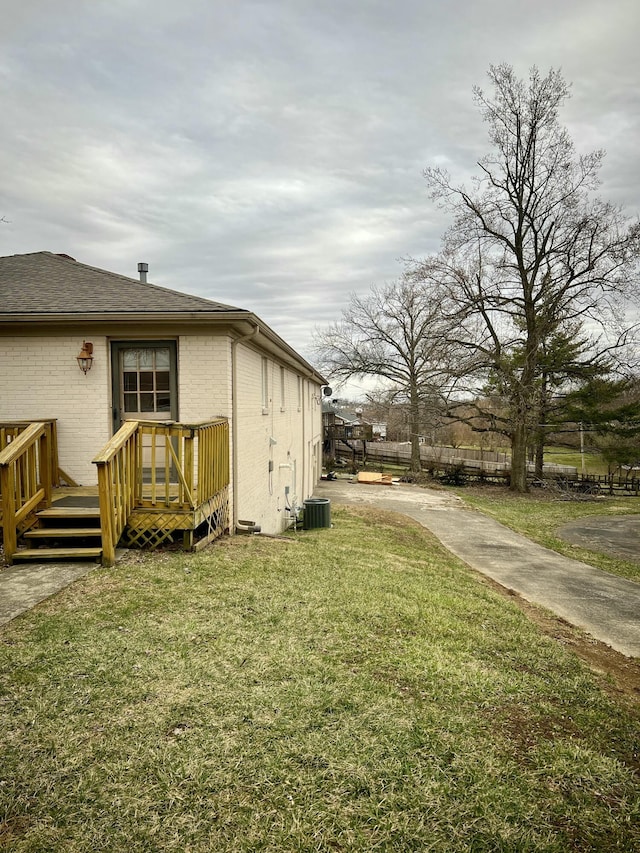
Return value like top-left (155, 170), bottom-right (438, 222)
top-left (124, 487), bottom-right (230, 550)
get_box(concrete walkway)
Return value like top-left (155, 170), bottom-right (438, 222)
top-left (0, 560), bottom-right (100, 627)
top-left (314, 480), bottom-right (640, 658)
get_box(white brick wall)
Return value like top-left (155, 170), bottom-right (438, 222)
top-left (234, 343), bottom-right (323, 534)
top-left (0, 335), bottom-right (112, 484)
top-left (178, 334), bottom-right (232, 421)
top-left (0, 330), bottom-right (323, 535)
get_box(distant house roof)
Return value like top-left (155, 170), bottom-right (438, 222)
top-left (321, 402), bottom-right (370, 426)
top-left (0, 252), bottom-right (245, 316)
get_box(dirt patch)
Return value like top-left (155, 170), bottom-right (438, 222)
top-left (0, 815), bottom-right (31, 845)
top-left (479, 574), bottom-right (640, 705)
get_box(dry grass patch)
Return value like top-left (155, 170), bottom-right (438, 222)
top-left (1, 507), bottom-right (639, 851)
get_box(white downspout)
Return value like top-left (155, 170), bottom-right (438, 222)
top-left (304, 372), bottom-right (317, 499)
top-left (303, 377), bottom-right (311, 500)
top-left (231, 324), bottom-right (259, 532)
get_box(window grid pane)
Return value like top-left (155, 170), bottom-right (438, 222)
top-left (121, 348), bottom-right (174, 415)
top-left (155, 349), bottom-right (170, 369)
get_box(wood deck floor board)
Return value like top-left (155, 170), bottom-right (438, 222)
top-left (38, 507), bottom-right (101, 519)
top-left (13, 547), bottom-right (103, 561)
top-left (25, 528), bottom-right (102, 538)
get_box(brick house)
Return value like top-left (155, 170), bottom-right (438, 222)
top-left (0, 252), bottom-right (326, 561)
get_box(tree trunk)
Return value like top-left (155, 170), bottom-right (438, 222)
top-left (510, 419), bottom-right (529, 492)
top-left (510, 332), bottom-right (538, 492)
top-left (409, 385), bottom-right (421, 473)
top-left (534, 439), bottom-right (544, 480)
top-left (534, 377), bottom-right (548, 479)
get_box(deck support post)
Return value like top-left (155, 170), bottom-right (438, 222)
top-left (0, 465), bottom-right (17, 564)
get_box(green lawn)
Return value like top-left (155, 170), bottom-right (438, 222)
top-left (1, 508), bottom-right (639, 851)
top-left (542, 446), bottom-right (610, 476)
top-left (459, 489), bottom-right (640, 582)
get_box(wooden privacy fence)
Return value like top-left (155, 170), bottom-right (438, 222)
top-left (343, 440), bottom-right (577, 477)
top-left (334, 440), bottom-right (640, 494)
top-left (0, 421), bottom-right (54, 563)
top-left (93, 419), bottom-right (230, 565)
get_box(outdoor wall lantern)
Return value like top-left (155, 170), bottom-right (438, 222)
top-left (76, 340), bottom-right (94, 374)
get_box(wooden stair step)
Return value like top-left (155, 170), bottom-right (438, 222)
top-left (12, 547), bottom-right (103, 561)
top-left (25, 528), bottom-right (103, 539)
top-left (38, 507), bottom-right (101, 519)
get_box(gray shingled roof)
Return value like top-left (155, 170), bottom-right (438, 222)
top-left (0, 252), bottom-right (245, 315)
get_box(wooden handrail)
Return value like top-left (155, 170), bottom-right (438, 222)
top-left (92, 421), bottom-right (139, 566)
top-left (196, 420), bottom-right (230, 504)
top-left (0, 420), bottom-right (60, 486)
top-left (0, 421), bottom-right (53, 564)
top-left (93, 418), bottom-right (230, 565)
top-left (92, 420), bottom-right (139, 465)
top-left (0, 422), bottom-right (45, 466)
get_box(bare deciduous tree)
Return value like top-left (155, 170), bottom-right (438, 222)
top-left (314, 276), bottom-right (457, 471)
top-left (422, 64), bottom-right (640, 491)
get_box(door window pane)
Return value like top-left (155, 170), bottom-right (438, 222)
top-left (139, 372), bottom-right (154, 392)
top-left (123, 372), bottom-right (138, 392)
top-left (155, 348), bottom-right (170, 369)
top-left (124, 393), bottom-right (138, 412)
top-left (140, 393), bottom-right (155, 412)
top-left (139, 350), bottom-right (154, 369)
top-left (156, 393), bottom-right (171, 411)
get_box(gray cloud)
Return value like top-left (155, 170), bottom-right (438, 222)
top-left (1, 0), bottom-right (638, 369)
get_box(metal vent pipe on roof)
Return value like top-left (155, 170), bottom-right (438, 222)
top-left (138, 262), bottom-right (148, 283)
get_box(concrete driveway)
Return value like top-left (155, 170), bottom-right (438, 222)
top-left (558, 515), bottom-right (640, 564)
top-left (314, 479), bottom-right (640, 658)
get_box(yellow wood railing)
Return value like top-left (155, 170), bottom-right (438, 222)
top-left (1, 420), bottom-right (61, 488)
top-left (0, 422), bottom-right (54, 564)
top-left (92, 421), bottom-right (139, 567)
top-left (196, 419), bottom-right (230, 505)
top-left (93, 419), bottom-right (230, 565)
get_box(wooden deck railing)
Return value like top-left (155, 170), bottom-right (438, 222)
top-left (92, 421), bottom-right (139, 567)
top-left (0, 422), bottom-right (54, 563)
top-left (1, 420), bottom-right (60, 488)
top-left (196, 419), bottom-right (231, 505)
top-left (93, 419), bottom-right (230, 565)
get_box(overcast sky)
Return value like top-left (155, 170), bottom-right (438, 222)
top-left (1, 0), bottom-right (638, 396)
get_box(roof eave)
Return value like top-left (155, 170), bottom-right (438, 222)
top-left (0, 310), bottom-right (252, 323)
top-left (0, 310), bottom-right (328, 385)
top-left (244, 316), bottom-right (328, 385)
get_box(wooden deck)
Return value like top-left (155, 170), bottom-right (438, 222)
top-left (1, 419), bottom-right (230, 565)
